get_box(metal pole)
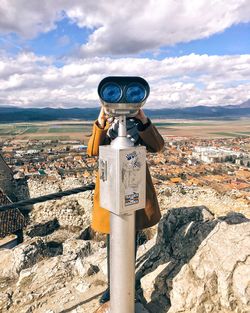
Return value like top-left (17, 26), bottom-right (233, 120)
top-left (118, 115), bottom-right (127, 137)
top-left (110, 213), bottom-right (135, 312)
top-left (110, 115), bottom-right (136, 313)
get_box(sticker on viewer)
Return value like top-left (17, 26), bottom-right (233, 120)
top-left (125, 192), bottom-right (139, 206)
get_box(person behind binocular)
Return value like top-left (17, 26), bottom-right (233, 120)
top-left (87, 111), bottom-right (164, 304)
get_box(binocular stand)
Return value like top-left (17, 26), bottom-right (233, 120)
top-left (99, 116), bottom-right (146, 313)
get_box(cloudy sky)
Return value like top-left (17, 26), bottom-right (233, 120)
top-left (0, 0), bottom-right (250, 109)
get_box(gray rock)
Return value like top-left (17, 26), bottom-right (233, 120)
top-left (0, 238), bottom-right (48, 280)
top-left (0, 290), bottom-right (13, 311)
top-left (73, 259), bottom-right (100, 277)
top-left (1, 203), bottom-right (249, 313)
top-left (168, 221), bottom-right (250, 313)
top-left (74, 282), bottom-right (90, 293)
top-left (25, 218), bottom-right (60, 238)
top-left (63, 239), bottom-right (92, 260)
top-left (135, 302), bottom-right (151, 313)
top-left (136, 207), bottom-right (250, 313)
top-left (87, 264), bottom-right (100, 276)
top-left (140, 263), bottom-right (167, 302)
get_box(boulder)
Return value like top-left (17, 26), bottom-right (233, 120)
top-left (25, 218), bottom-right (60, 238)
top-left (0, 236), bottom-right (65, 283)
top-left (63, 239), bottom-right (92, 260)
top-left (136, 207), bottom-right (250, 313)
top-left (168, 220), bottom-right (250, 313)
top-left (0, 238), bottom-right (48, 281)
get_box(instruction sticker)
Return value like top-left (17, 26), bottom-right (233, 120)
top-left (125, 192), bottom-right (139, 206)
top-left (125, 151), bottom-right (141, 169)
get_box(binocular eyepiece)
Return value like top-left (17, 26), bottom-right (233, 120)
top-left (98, 76), bottom-right (150, 117)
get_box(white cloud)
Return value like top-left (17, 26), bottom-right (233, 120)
top-left (0, 0), bottom-right (62, 38)
top-left (0, 52), bottom-right (249, 108)
top-left (0, 0), bottom-right (250, 55)
top-left (79, 0), bottom-right (250, 56)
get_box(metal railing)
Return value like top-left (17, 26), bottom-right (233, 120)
top-left (0, 183), bottom-right (95, 212)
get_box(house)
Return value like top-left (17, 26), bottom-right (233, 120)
top-left (0, 189), bottom-right (27, 248)
top-left (0, 153), bottom-right (27, 248)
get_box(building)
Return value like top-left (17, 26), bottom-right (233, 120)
top-left (0, 189), bottom-right (27, 248)
top-left (192, 147), bottom-right (241, 164)
top-left (0, 153), bottom-right (27, 248)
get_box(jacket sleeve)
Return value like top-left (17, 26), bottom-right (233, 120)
top-left (138, 123), bottom-right (165, 153)
top-left (87, 120), bottom-right (110, 156)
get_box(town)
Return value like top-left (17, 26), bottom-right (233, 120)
top-left (0, 135), bottom-right (249, 184)
top-left (0, 135), bottom-right (249, 219)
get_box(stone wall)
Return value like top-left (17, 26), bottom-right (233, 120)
top-left (0, 154), bottom-right (16, 201)
top-left (27, 176), bottom-right (94, 231)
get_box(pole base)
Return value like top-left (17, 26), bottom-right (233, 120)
top-left (95, 302), bottom-right (150, 313)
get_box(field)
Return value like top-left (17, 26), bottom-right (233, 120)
top-left (0, 122), bottom-right (93, 143)
top-left (0, 118), bottom-right (250, 141)
top-left (155, 118), bottom-right (250, 138)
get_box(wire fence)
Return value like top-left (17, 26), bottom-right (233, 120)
top-left (0, 183), bottom-right (95, 212)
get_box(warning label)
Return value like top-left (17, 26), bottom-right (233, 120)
top-left (125, 192), bottom-right (139, 206)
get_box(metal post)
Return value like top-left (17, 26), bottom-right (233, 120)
top-left (118, 115), bottom-right (127, 137)
top-left (110, 115), bottom-right (135, 313)
top-left (110, 212), bottom-right (135, 312)
top-left (98, 76), bottom-right (148, 312)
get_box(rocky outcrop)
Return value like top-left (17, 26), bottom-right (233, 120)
top-left (30, 191), bottom-right (93, 230)
top-left (0, 234), bottom-right (107, 313)
top-left (0, 238), bottom-right (50, 281)
top-left (25, 218), bottom-right (60, 237)
top-left (158, 185), bottom-right (250, 218)
top-left (136, 207), bottom-right (250, 313)
top-left (168, 220), bottom-right (250, 313)
top-left (25, 176), bottom-right (94, 231)
top-left (0, 206), bottom-right (249, 313)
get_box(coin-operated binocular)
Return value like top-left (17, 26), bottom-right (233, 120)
top-left (98, 77), bottom-right (149, 313)
top-left (98, 76), bottom-right (150, 117)
top-left (99, 76), bottom-right (149, 214)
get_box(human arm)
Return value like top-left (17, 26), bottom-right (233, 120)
top-left (135, 109), bottom-right (164, 153)
top-left (87, 108), bottom-right (110, 156)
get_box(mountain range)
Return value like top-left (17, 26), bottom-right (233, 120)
top-left (0, 100), bottom-right (249, 122)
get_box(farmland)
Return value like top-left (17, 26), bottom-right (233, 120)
top-left (0, 118), bottom-right (250, 141)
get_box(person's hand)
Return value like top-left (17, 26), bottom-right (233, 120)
top-left (97, 107), bottom-right (108, 128)
top-left (135, 109), bottom-right (148, 124)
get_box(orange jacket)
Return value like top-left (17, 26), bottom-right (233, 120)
top-left (87, 120), bottom-right (164, 234)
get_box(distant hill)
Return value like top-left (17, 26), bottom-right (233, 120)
top-left (0, 100), bottom-right (250, 122)
top-left (0, 107), bottom-right (100, 122)
top-left (225, 99), bottom-right (250, 109)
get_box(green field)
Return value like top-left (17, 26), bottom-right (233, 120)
top-left (0, 123), bottom-right (90, 136)
top-left (1, 119), bottom-right (250, 139)
top-left (48, 127), bottom-right (84, 133)
top-left (0, 128), bottom-right (12, 135)
top-left (210, 132), bottom-right (250, 137)
top-left (23, 127), bottom-right (39, 133)
top-left (154, 122), bottom-right (212, 127)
